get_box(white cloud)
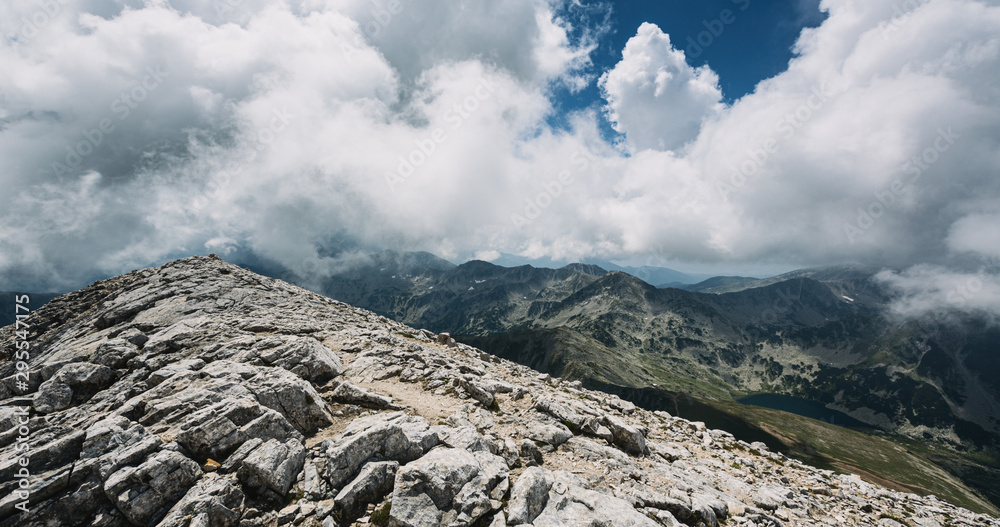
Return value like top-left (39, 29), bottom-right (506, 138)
top-left (599, 22), bottom-right (723, 152)
top-left (876, 265), bottom-right (1000, 319)
top-left (336, 0), bottom-right (595, 89)
top-left (473, 249), bottom-right (501, 262)
top-left (0, 0), bottom-right (999, 320)
top-left (948, 213), bottom-right (1000, 258)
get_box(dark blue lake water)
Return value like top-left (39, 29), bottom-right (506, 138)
top-left (737, 393), bottom-right (874, 429)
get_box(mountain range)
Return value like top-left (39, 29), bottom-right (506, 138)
top-left (4, 256), bottom-right (997, 525)
top-left (238, 250), bottom-right (1000, 509)
top-left (6, 251), bottom-right (1000, 510)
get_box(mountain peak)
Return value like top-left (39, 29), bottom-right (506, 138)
top-left (1, 257), bottom-right (996, 526)
top-left (559, 262), bottom-right (609, 276)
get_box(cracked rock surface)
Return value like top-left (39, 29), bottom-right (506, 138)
top-left (0, 256), bottom-right (997, 527)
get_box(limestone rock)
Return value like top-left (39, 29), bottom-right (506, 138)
top-left (524, 421), bottom-right (573, 448)
top-left (456, 376), bottom-right (496, 408)
top-left (648, 441), bottom-right (691, 462)
top-left (245, 334), bottom-right (343, 383)
top-left (507, 466), bottom-right (551, 525)
top-left (102, 449), bottom-right (202, 525)
top-left (51, 361), bottom-right (116, 389)
top-left (80, 415), bottom-right (164, 480)
top-left (158, 476), bottom-right (245, 527)
top-left (334, 461), bottom-right (398, 523)
top-left (602, 415), bottom-right (648, 456)
top-left (33, 362), bottom-right (115, 413)
top-left (528, 470), bottom-right (659, 527)
top-left (389, 447), bottom-right (509, 527)
top-left (438, 426), bottom-right (497, 454)
top-left (322, 412), bottom-right (439, 489)
top-left (1, 256), bottom-right (997, 527)
top-left (326, 380), bottom-right (396, 409)
top-left (533, 397), bottom-right (590, 433)
top-left (94, 338), bottom-right (141, 368)
top-left (33, 380), bottom-right (73, 413)
top-left (237, 438), bottom-right (306, 498)
top-left (754, 484), bottom-right (793, 511)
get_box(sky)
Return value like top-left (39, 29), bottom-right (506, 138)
top-left (1, 0), bottom-right (999, 318)
top-left (551, 0), bottom-right (827, 132)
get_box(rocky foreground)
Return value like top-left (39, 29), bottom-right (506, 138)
top-left (0, 256), bottom-right (996, 527)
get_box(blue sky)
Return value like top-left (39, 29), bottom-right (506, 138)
top-left (550, 0), bottom-right (828, 136)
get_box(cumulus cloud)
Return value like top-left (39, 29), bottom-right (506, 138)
top-left (0, 0), bottom-right (998, 321)
top-left (599, 22), bottom-right (723, 152)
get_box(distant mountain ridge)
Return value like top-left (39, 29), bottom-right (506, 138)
top-left (583, 260), bottom-right (711, 285)
top-left (672, 264), bottom-right (883, 295)
top-left (240, 250), bottom-right (1000, 507)
top-left (4, 256), bottom-right (997, 524)
top-left (5, 252), bottom-right (999, 509)
top-left (274, 252), bottom-right (997, 444)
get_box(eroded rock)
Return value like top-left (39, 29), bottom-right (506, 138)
top-left (321, 412), bottom-right (439, 489)
top-left (237, 438), bottom-right (306, 498)
top-left (1, 256), bottom-right (996, 527)
top-left (389, 447), bottom-right (509, 527)
top-left (102, 449), bottom-right (202, 525)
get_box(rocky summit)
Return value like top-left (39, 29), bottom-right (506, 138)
top-left (0, 256), bottom-right (996, 527)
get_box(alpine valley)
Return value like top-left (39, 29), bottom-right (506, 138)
top-left (245, 250), bottom-right (1000, 513)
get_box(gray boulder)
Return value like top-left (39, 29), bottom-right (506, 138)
top-left (219, 438), bottom-right (264, 474)
top-left (80, 416), bottom-right (163, 480)
top-left (243, 334), bottom-right (343, 383)
top-left (157, 476), bottom-right (245, 527)
top-left (102, 449), bottom-right (202, 525)
top-left (438, 426), bottom-right (497, 454)
top-left (533, 397), bottom-right (590, 433)
top-left (34, 362), bottom-right (116, 413)
top-left (237, 438), bottom-right (306, 498)
top-left (456, 377), bottom-right (496, 408)
top-left (506, 467), bottom-right (551, 524)
top-left (52, 361), bottom-right (116, 389)
top-left (334, 461), bottom-right (398, 523)
top-left (327, 380), bottom-right (396, 409)
top-left (519, 439), bottom-right (544, 466)
top-left (93, 339), bottom-right (140, 368)
top-left (753, 484), bottom-right (793, 511)
top-left (648, 441), bottom-right (691, 462)
top-left (389, 447), bottom-right (509, 527)
top-left (601, 415), bottom-right (648, 456)
top-left (527, 470), bottom-right (659, 527)
top-left (322, 412), bottom-right (439, 489)
top-left (33, 380), bottom-right (73, 413)
top-left (525, 421), bottom-right (573, 448)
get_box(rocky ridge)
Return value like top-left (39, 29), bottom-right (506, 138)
top-left (0, 256), bottom-right (996, 527)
